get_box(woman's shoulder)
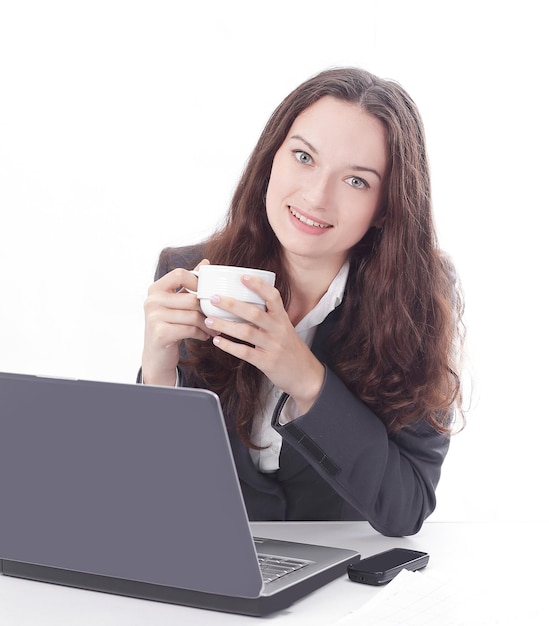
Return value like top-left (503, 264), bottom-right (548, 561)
top-left (154, 243), bottom-right (206, 280)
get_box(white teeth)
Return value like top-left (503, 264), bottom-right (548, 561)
top-left (289, 207), bottom-right (331, 229)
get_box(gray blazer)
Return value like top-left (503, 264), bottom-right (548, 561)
top-left (151, 245), bottom-right (450, 537)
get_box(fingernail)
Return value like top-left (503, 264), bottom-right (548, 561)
top-left (204, 318), bottom-right (214, 327)
top-left (242, 274), bottom-right (251, 282)
top-left (210, 295), bottom-right (220, 304)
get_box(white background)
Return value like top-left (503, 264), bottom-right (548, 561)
top-left (1, 0), bottom-right (547, 524)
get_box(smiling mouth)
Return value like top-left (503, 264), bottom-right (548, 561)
top-left (289, 207), bottom-right (332, 229)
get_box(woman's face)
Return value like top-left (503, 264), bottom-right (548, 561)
top-left (266, 96), bottom-right (388, 272)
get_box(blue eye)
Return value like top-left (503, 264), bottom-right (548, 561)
top-left (346, 176), bottom-right (368, 189)
top-left (293, 150), bottom-right (312, 164)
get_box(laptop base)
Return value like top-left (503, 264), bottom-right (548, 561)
top-left (1, 555), bottom-right (359, 617)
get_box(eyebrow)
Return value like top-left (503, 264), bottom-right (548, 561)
top-left (289, 134), bottom-right (383, 181)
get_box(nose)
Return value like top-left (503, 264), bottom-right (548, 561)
top-left (301, 170), bottom-right (334, 211)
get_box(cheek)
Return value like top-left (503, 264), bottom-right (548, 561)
top-left (340, 201), bottom-right (380, 238)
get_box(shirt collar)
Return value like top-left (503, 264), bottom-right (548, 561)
top-left (294, 260), bottom-right (350, 333)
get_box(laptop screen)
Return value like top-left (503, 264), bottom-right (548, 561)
top-left (0, 373), bottom-right (263, 598)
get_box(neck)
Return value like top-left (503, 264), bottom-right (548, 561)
top-left (284, 253), bottom-right (345, 326)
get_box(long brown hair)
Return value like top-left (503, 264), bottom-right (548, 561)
top-left (170, 67), bottom-right (464, 444)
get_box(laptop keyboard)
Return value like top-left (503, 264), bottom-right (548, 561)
top-left (257, 553), bottom-right (310, 583)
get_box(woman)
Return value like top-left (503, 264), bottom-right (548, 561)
top-left (140, 67), bottom-right (464, 537)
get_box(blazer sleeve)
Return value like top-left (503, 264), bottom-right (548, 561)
top-left (272, 366), bottom-right (450, 537)
top-left (153, 244), bottom-right (206, 281)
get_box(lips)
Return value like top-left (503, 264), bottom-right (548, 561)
top-left (288, 206), bottom-right (332, 229)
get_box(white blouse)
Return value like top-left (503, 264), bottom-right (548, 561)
top-left (249, 261), bottom-right (350, 473)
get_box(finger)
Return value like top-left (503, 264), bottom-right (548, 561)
top-left (149, 268), bottom-right (199, 295)
top-left (146, 296), bottom-right (218, 337)
top-left (145, 316), bottom-right (211, 345)
top-left (212, 333), bottom-right (260, 365)
top-left (149, 306), bottom-right (203, 326)
top-left (159, 323), bottom-right (211, 344)
top-left (205, 295), bottom-right (270, 331)
top-left (204, 314), bottom-right (262, 348)
top-left (193, 258), bottom-right (210, 271)
top-left (240, 275), bottom-right (283, 313)
top-left (168, 311), bottom-right (220, 339)
top-left (144, 291), bottom-right (202, 316)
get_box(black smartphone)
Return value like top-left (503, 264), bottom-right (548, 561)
top-left (347, 548), bottom-right (429, 585)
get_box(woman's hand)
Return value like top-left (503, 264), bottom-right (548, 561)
top-left (141, 260), bottom-right (216, 386)
top-left (203, 274), bottom-right (325, 415)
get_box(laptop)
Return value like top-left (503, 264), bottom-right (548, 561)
top-left (0, 371), bottom-right (359, 616)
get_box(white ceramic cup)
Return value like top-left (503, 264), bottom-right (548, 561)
top-left (187, 265), bottom-right (276, 323)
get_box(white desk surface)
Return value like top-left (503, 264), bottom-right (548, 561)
top-left (1, 520), bottom-right (547, 625)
